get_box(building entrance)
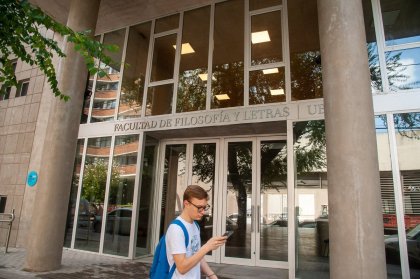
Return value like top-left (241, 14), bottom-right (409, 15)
top-left (158, 136), bottom-right (288, 268)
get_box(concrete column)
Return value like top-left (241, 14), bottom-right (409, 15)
top-left (317, 0), bottom-right (387, 278)
top-left (24, 0), bottom-right (100, 272)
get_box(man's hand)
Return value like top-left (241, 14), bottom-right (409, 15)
top-left (203, 236), bottom-right (227, 252)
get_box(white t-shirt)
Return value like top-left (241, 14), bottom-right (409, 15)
top-left (166, 217), bottom-right (201, 279)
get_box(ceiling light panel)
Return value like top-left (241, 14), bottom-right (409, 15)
top-left (251, 31), bottom-right (271, 44)
top-left (262, 68), bottom-right (279, 74)
top-left (173, 43), bottom-right (195, 54)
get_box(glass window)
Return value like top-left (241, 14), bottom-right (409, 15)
top-left (146, 84), bottom-right (174, 116)
top-left (81, 75), bottom-right (93, 124)
top-left (64, 139), bottom-right (85, 248)
top-left (0, 196), bottom-right (6, 213)
top-left (0, 87), bottom-right (11, 101)
top-left (103, 134), bottom-right (139, 257)
top-left (118, 22), bottom-right (151, 120)
top-left (251, 10), bottom-right (282, 66)
top-left (150, 34), bottom-right (177, 82)
top-left (249, 67), bottom-right (285, 105)
top-left (386, 47), bottom-right (420, 91)
top-left (288, 0), bottom-right (323, 101)
top-left (249, 0), bottom-right (282, 11)
top-left (155, 14), bottom-right (179, 33)
top-left (16, 80), bottom-right (29, 97)
top-left (363, 0), bottom-right (383, 93)
top-left (81, 36), bottom-right (100, 124)
top-left (380, 0), bottom-right (420, 46)
top-left (74, 137), bottom-right (112, 252)
top-left (374, 115), bottom-right (405, 277)
top-left (91, 29), bottom-right (125, 123)
top-left (211, 0), bottom-right (244, 109)
top-left (393, 112), bottom-right (420, 277)
top-left (294, 120), bottom-right (329, 278)
top-left (177, 6), bottom-right (211, 113)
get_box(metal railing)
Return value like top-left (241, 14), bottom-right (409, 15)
top-left (0, 209), bottom-right (15, 254)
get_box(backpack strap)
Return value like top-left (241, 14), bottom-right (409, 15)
top-left (194, 220), bottom-right (200, 231)
top-left (172, 219), bottom-right (189, 247)
top-left (168, 219), bottom-right (190, 278)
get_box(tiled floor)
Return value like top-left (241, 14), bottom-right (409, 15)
top-left (0, 248), bottom-right (287, 279)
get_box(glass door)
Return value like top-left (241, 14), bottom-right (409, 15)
top-left (221, 137), bottom-right (288, 268)
top-left (188, 140), bottom-right (219, 262)
top-left (256, 138), bottom-right (288, 268)
top-left (158, 140), bottom-right (219, 262)
top-left (222, 139), bottom-right (255, 266)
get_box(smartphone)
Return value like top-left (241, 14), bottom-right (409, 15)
top-left (222, 230), bottom-right (234, 238)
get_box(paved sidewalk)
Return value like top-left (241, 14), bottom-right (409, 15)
top-left (0, 248), bottom-right (286, 279)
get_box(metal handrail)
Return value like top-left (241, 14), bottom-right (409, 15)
top-left (0, 209), bottom-right (15, 254)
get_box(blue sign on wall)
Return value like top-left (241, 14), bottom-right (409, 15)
top-left (27, 171), bottom-right (38, 187)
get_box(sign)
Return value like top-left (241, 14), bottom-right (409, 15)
top-left (27, 171), bottom-right (38, 187)
top-left (114, 106), bottom-right (291, 133)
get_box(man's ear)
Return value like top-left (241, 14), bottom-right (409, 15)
top-left (183, 199), bottom-right (188, 208)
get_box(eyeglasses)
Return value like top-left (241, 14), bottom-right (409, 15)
top-left (188, 201), bottom-right (210, 212)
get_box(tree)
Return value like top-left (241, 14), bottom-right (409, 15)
top-left (0, 0), bottom-right (117, 100)
top-left (82, 159), bottom-right (120, 207)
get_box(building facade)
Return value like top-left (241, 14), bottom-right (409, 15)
top-left (1, 0), bottom-right (420, 278)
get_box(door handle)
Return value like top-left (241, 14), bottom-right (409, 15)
top-left (251, 205), bottom-right (255, 233)
top-left (257, 205), bottom-right (260, 233)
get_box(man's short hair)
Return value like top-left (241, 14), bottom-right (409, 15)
top-left (183, 185), bottom-right (208, 201)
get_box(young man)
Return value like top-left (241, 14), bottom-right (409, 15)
top-left (166, 185), bottom-right (227, 279)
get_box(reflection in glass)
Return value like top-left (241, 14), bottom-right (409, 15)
top-left (380, 0), bottom-right (420, 46)
top-left (155, 14), bottom-right (179, 33)
top-left (192, 143), bottom-right (216, 254)
top-left (74, 137), bottom-right (112, 252)
top-left (118, 22), bottom-right (151, 119)
top-left (375, 115), bottom-right (403, 277)
top-left (103, 135), bottom-right (139, 256)
top-left (251, 10), bottom-right (282, 66)
top-left (137, 136), bottom-right (158, 256)
top-left (81, 74), bottom-right (93, 124)
top-left (362, 0), bottom-right (383, 93)
top-left (260, 140), bottom-right (287, 261)
top-left (150, 35), bottom-right (177, 82)
top-left (160, 144), bottom-right (187, 237)
top-left (249, 68), bottom-right (285, 105)
top-left (249, 0), bottom-right (282, 11)
top-left (386, 48), bottom-right (420, 91)
top-left (393, 112), bottom-right (420, 276)
top-left (177, 7), bottom-right (211, 113)
top-left (146, 84), bottom-right (174, 116)
top-left (225, 142), bottom-right (252, 259)
top-left (294, 120), bottom-right (329, 278)
top-left (212, 0), bottom-right (244, 109)
top-left (64, 139), bottom-right (85, 248)
top-left (288, 0), bottom-right (323, 101)
top-left (81, 36), bottom-right (100, 124)
top-left (91, 29), bottom-right (125, 123)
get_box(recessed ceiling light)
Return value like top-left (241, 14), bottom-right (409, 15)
top-left (270, 89), bottom-right (284, 95)
top-left (251, 31), bottom-right (270, 44)
top-left (215, 94), bottom-right (230, 100)
top-left (263, 68), bottom-right (279, 74)
top-left (198, 74), bottom-right (208, 81)
top-left (173, 43), bottom-right (195, 54)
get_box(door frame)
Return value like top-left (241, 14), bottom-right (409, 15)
top-left (152, 134), bottom-right (290, 269)
top-left (220, 136), bottom-right (288, 269)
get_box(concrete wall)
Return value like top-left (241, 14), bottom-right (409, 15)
top-left (0, 50), bottom-right (46, 248)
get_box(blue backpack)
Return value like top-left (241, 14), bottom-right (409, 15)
top-left (149, 219), bottom-right (199, 279)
